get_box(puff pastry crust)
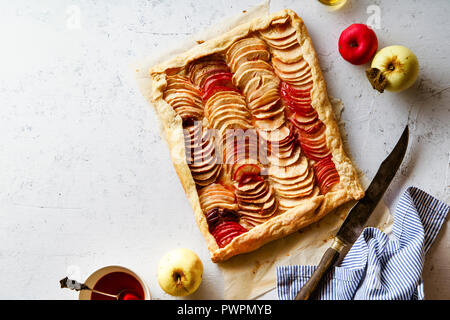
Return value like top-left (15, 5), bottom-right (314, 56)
top-left (149, 9), bottom-right (364, 262)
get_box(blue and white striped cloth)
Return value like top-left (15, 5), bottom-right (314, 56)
top-left (277, 187), bottom-right (449, 300)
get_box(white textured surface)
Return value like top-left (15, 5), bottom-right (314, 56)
top-left (0, 0), bottom-right (448, 299)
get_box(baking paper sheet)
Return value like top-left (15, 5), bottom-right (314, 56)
top-left (134, 1), bottom-right (393, 300)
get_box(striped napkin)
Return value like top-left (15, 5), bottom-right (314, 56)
top-left (277, 187), bottom-right (449, 300)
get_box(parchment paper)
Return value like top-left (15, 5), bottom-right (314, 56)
top-left (133, 1), bottom-right (393, 300)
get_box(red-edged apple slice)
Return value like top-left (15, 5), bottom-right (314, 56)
top-left (211, 221), bottom-right (247, 248)
top-left (287, 76), bottom-right (314, 88)
top-left (281, 81), bottom-right (311, 96)
top-left (202, 72), bottom-right (233, 91)
top-left (282, 93), bottom-right (313, 107)
top-left (232, 163), bottom-right (262, 185)
top-left (294, 120), bottom-right (324, 134)
top-left (188, 60), bottom-right (229, 86)
top-left (313, 157), bottom-right (340, 194)
top-left (291, 112), bottom-right (319, 126)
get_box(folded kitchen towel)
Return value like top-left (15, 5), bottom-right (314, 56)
top-left (277, 187), bottom-right (449, 300)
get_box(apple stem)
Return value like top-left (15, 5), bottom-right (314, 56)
top-left (174, 272), bottom-right (183, 287)
top-left (365, 67), bottom-right (388, 93)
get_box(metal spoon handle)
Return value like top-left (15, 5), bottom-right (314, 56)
top-left (60, 277), bottom-right (119, 299)
top-left (89, 289), bottom-right (119, 299)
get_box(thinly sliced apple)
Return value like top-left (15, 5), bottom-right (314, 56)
top-left (268, 155), bottom-right (309, 179)
top-left (272, 57), bottom-right (309, 75)
top-left (313, 156), bottom-right (340, 194)
top-left (226, 37), bottom-right (266, 62)
top-left (212, 112), bottom-right (252, 132)
top-left (247, 77), bottom-right (281, 103)
top-left (192, 165), bottom-right (221, 187)
top-left (264, 33), bottom-right (298, 50)
top-left (209, 105), bottom-right (251, 128)
top-left (188, 59), bottom-right (229, 86)
top-left (237, 185), bottom-right (273, 204)
top-left (199, 184), bottom-right (238, 213)
top-left (232, 164), bottom-right (261, 182)
top-left (234, 68), bottom-right (276, 92)
top-left (253, 104), bottom-right (285, 120)
top-left (281, 81), bottom-right (312, 97)
top-left (272, 45), bottom-right (303, 64)
top-left (279, 191), bottom-right (319, 211)
top-left (267, 144), bottom-right (301, 167)
top-left (275, 182), bottom-right (315, 199)
top-left (259, 22), bottom-right (296, 41)
top-left (202, 72), bottom-right (233, 91)
top-left (237, 194), bottom-right (276, 214)
top-left (257, 124), bottom-right (291, 143)
top-left (275, 65), bottom-right (312, 83)
top-left (230, 48), bottom-right (271, 73)
top-left (202, 85), bottom-right (239, 102)
top-left (211, 221), bottom-right (247, 248)
top-left (254, 112), bottom-right (285, 131)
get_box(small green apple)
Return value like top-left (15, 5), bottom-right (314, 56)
top-left (366, 45), bottom-right (419, 93)
top-left (157, 248), bottom-right (203, 297)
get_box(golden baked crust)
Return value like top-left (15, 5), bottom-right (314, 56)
top-left (149, 9), bottom-right (364, 262)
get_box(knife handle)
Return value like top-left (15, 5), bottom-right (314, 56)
top-left (295, 238), bottom-right (345, 300)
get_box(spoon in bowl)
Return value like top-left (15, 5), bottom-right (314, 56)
top-left (59, 277), bottom-right (140, 300)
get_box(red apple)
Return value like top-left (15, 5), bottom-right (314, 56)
top-left (338, 24), bottom-right (378, 65)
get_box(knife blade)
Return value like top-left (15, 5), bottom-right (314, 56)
top-left (295, 125), bottom-right (409, 300)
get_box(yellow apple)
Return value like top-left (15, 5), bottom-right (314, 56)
top-left (366, 45), bottom-right (419, 93)
top-left (157, 248), bottom-right (203, 297)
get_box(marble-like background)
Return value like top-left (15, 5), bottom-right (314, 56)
top-left (0, 0), bottom-right (448, 299)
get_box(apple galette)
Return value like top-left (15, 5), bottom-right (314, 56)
top-left (149, 9), bottom-right (364, 262)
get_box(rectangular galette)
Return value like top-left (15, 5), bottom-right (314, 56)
top-left (148, 9), bottom-right (364, 262)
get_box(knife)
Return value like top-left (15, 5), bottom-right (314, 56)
top-left (295, 125), bottom-right (409, 300)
